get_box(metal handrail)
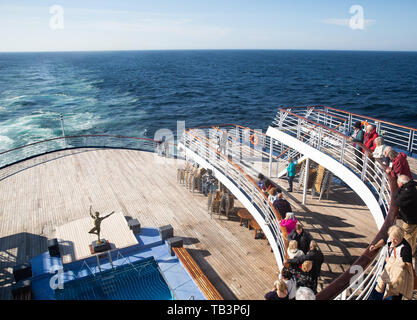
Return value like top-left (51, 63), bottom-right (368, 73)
top-left (0, 135), bottom-right (162, 179)
top-left (183, 128), bottom-right (289, 269)
top-left (287, 105), bottom-right (417, 155)
top-left (271, 108), bottom-right (400, 300)
top-left (274, 109), bottom-right (391, 219)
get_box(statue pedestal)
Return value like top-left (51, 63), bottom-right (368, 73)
top-left (89, 239), bottom-right (111, 254)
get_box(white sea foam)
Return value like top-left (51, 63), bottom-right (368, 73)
top-left (63, 112), bottom-right (101, 131)
top-left (4, 95), bottom-right (26, 101)
top-left (0, 135), bottom-right (14, 151)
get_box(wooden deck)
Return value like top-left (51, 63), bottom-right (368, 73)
top-left (0, 147), bottom-right (410, 300)
top-left (0, 148), bottom-right (278, 300)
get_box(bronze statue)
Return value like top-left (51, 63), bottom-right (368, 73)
top-left (88, 206), bottom-right (115, 244)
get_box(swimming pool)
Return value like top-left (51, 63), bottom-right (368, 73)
top-left (55, 257), bottom-right (175, 300)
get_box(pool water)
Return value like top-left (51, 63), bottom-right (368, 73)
top-left (55, 257), bottom-right (175, 300)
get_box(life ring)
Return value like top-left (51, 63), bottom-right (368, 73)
top-left (250, 133), bottom-right (259, 146)
top-left (361, 120), bottom-right (369, 127)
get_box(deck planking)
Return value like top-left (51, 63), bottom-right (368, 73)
top-left (0, 147), bottom-right (413, 299)
top-left (0, 148), bottom-right (277, 300)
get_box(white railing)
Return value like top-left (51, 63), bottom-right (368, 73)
top-left (196, 124), bottom-right (303, 179)
top-left (283, 106), bottom-right (417, 156)
top-left (0, 135), bottom-right (160, 181)
top-left (334, 246), bottom-right (388, 300)
top-left (187, 120), bottom-right (393, 300)
top-left (273, 109), bottom-right (391, 219)
top-left (183, 128), bottom-right (288, 268)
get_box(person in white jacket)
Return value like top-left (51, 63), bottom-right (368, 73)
top-left (372, 137), bottom-right (386, 160)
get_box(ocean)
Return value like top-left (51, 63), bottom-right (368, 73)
top-left (0, 50), bottom-right (416, 151)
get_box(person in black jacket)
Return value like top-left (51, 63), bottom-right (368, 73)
top-left (285, 240), bottom-right (324, 294)
top-left (394, 175), bottom-right (417, 255)
top-left (287, 223), bottom-right (312, 254)
top-left (296, 261), bottom-right (316, 293)
top-left (273, 192), bottom-right (292, 217)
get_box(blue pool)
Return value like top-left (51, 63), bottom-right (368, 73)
top-left (55, 257), bottom-right (175, 300)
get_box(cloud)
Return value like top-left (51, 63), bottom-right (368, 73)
top-left (322, 18), bottom-right (376, 29)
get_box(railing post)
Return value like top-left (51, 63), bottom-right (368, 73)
top-left (378, 175), bottom-right (387, 205)
top-left (317, 127), bottom-right (323, 151)
top-left (302, 158), bottom-right (310, 205)
top-left (251, 185), bottom-right (255, 204)
top-left (375, 121), bottom-right (381, 135)
top-left (348, 114), bottom-right (352, 132)
top-left (225, 157), bottom-right (228, 176)
top-left (297, 118), bottom-right (301, 139)
top-left (408, 130), bottom-right (414, 156)
top-left (340, 138), bottom-right (346, 165)
top-left (361, 153), bottom-right (368, 181)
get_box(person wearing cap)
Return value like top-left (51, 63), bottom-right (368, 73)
top-left (349, 121), bottom-right (365, 171)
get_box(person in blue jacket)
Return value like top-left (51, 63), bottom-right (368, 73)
top-left (287, 157), bottom-right (296, 192)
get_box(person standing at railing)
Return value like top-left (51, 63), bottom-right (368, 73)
top-left (386, 150), bottom-right (413, 180)
top-left (287, 223), bottom-right (312, 255)
top-left (348, 121), bottom-right (364, 171)
top-left (273, 192), bottom-right (292, 218)
top-left (268, 187), bottom-right (278, 204)
top-left (369, 225), bottom-right (414, 300)
top-left (363, 125), bottom-right (379, 175)
top-left (285, 240), bottom-right (324, 295)
top-left (296, 261), bottom-right (317, 294)
top-left (278, 267), bottom-right (297, 300)
top-left (264, 279), bottom-right (289, 300)
top-left (373, 137), bottom-right (387, 160)
top-left (286, 157), bottom-right (296, 192)
top-left (381, 146), bottom-right (393, 167)
top-left (394, 175), bottom-right (417, 257)
top-left (257, 173), bottom-right (266, 190)
top-left (364, 125), bottom-right (379, 152)
top-left (281, 212), bottom-right (298, 235)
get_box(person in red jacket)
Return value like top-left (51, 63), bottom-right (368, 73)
top-left (386, 150), bottom-right (413, 180)
top-left (363, 124), bottom-right (379, 152)
top-left (363, 125), bottom-right (379, 175)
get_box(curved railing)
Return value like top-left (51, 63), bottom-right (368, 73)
top-left (182, 128), bottom-right (289, 270)
top-left (272, 108), bottom-right (391, 223)
top-left (317, 172), bottom-right (399, 300)
top-left (187, 119), bottom-right (399, 299)
top-left (0, 135), bottom-right (161, 181)
top-left (282, 105), bottom-right (417, 156)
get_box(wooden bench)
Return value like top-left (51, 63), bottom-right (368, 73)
top-left (172, 247), bottom-right (223, 300)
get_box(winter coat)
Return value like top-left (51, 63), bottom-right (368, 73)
top-left (280, 218), bottom-right (298, 235)
top-left (296, 270), bottom-right (316, 293)
top-left (287, 162), bottom-right (296, 177)
top-left (364, 128), bottom-right (379, 152)
top-left (287, 248), bottom-right (304, 260)
top-left (273, 198), bottom-right (292, 217)
top-left (377, 255), bottom-right (414, 300)
top-left (351, 128), bottom-right (364, 150)
top-left (287, 229), bottom-right (312, 255)
top-left (391, 152), bottom-right (413, 180)
top-left (394, 180), bottom-right (417, 225)
top-left (373, 145), bottom-right (386, 159)
top-left (288, 248), bottom-right (324, 280)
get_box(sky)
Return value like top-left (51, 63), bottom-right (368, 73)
top-left (0, 0), bottom-right (416, 52)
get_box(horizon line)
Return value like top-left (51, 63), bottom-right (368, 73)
top-left (1, 48), bottom-right (417, 54)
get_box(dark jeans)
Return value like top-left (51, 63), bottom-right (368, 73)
top-left (354, 148), bottom-right (363, 172)
top-left (288, 176), bottom-right (294, 192)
